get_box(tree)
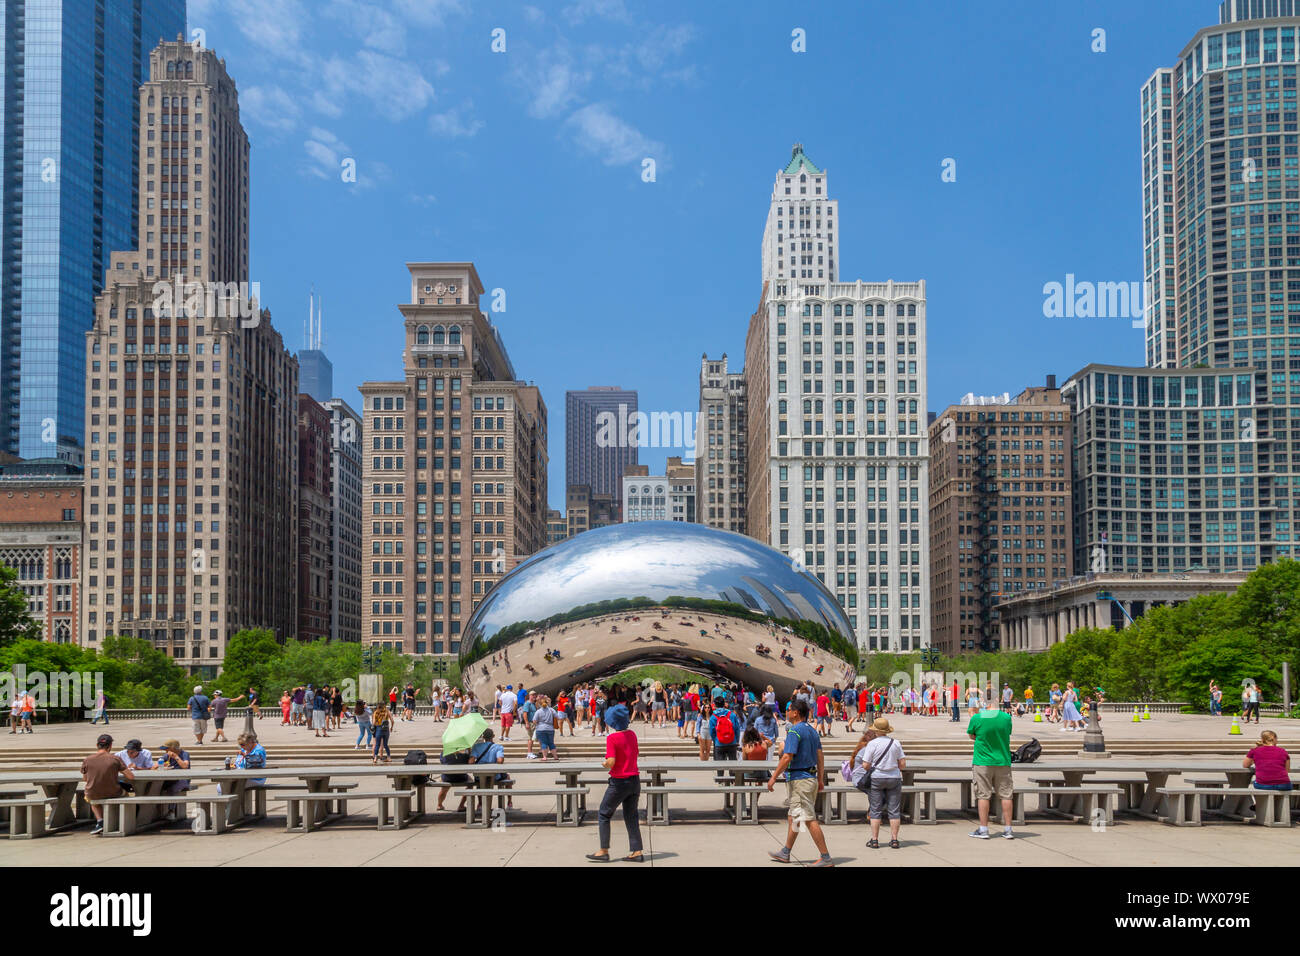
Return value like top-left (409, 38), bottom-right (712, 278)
top-left (1164, 630), bottom-right (1271, 713)
top-left (0, 562), bottom-right (42, 649)
top-left (218, 628), bottom-right (284, 697)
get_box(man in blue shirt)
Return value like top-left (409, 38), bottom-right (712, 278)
top-left (708, 691), bottom-right (743, 760)
top-left (766, 699), bottom-right (832, 866)
top-left (187, 685), bottom-right (211, 746)
top-left (470, 728), bottom-right (511, 806)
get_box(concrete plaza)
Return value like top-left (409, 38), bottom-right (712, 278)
top-left (1, 709), bottom-right (1296, 866)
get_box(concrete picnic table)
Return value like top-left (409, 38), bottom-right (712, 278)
top-left (899, 758), bottom-right (1258, 819)
top-left (0, 764), bottom-right (433, 833)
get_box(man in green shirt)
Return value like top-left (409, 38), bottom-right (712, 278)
top-left (967, 697), bottom-right (1014, 839)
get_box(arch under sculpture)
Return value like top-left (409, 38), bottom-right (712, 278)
top-left (459, 522), bottom-right (858, 700)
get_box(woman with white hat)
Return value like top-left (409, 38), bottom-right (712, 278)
top-left (855, 717), bottom-right (907, 849)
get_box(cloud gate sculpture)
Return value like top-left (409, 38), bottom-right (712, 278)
top-left (459, 522), bottom-right (858, 700)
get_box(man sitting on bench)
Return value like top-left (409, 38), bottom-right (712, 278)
top-left (82, 734), bottom-right (134, 836)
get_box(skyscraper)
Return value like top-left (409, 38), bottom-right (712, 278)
top-left (360, 262), bottom-right (548, 658)
top-left (1138, 0), bottom-right (1300, 567)
top-left (565, 386), bottom-right (637, 498)
top-left (81, 39), bottom-right (297, 675)
top-left (0, 1), bottom-right (186, 460)
top-left (696, 354), bottom-right (746, 532)
top-left (928, 379), bottom-right (1073, 654)
top-left (321, 398), bottom-right (362, 643)
top-left (298, 289), bottom-right (333, 403)
top-left (746, 145), bottom-right (929, 654)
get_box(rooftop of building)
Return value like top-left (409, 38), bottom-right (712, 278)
top-left (782, 143), bottom-right (822, 175)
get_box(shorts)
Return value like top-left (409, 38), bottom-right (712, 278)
top-left (785, 777), bottom-right (819, 824)
top-left (502, 712), bottom-right (515, 729)
top-left (535, 730), bottom-right (555, 751)
top-left (972, 765), bottom-right (1014, 801)
top-left (291, 703), bottom-right (303, 717)
top-left (868, 777), bottom-right (903, 820)
top-left (213, 717), bottom-right (226, 729)
top-left (192, 719), bottom-right (208, 735)
top-left (653, 702), bottom-right (666, 711)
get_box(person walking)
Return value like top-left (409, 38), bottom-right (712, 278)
top-left (587, 704), bottom-right (644, 862)
top-left (967, 694), bottom-right (1015, 840)
top-left (187, 685), bottom-right (211, 746)
top-left (1061, 682), bottom-right (1084, 732)
top-left (371, 700), bottom-right (393, 763)
top-left (533, 695), bottom-right (559, 760)
top-left (856, 717), bottom-right (906, 850)
top-left (1244, 729), bottom-right (1292, 792)
top-left (709, 690), bottom-right (742, 760)
top-left (353, 700), bottom-right (373, 750)
top-left (1243, 682), bottom-right (1262, 724)
top-left (89, 689), bottom-right (109, 726)
top-left (766, 699), bottom-right (833, 867)
top-left (311, 686), bottom-right (330, 738)
top-left (247, 687), bottom-right (262, 720)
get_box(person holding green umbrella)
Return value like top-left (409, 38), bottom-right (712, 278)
top-left (437, 712), bottom-right (490, 812)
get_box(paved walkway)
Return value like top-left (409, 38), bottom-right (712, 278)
top-left (2, 791), bottom-right (1295, 867)
top-left (6, 708), bottom-right (1290, 755)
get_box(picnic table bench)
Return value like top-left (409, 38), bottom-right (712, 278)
top-left (91, 793), bottom-right (241, 836)
top-left (274, 788), bottom-right (417, 832)
top-left (0, 796), bottom-right (55, 839)
top-left (1010, 785), bottom-right (1123, 826)
top-left (816, 783), bottom-right (946, 825)
top-left (454, 785), bottom-right (589, 828)
top-left (642, 784), bottom-right (767, 825)
top-left (1156, 786), bottom-right (1294, 828)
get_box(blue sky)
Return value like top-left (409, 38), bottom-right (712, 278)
top-left (184, 0), bottom-right (1212, 507)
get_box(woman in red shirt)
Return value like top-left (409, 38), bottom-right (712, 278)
top-left (1245, 730), bottom-right (1293, 790)
top-left (587, 703), bottom-right (643, 862)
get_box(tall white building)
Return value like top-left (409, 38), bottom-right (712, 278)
top-left (746, 145), bottom-right (930, 654)
top-left (760, 144), bottom-right (839, 283)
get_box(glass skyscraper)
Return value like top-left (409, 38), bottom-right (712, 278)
top-left (0, 0), bottom-right (185, 460)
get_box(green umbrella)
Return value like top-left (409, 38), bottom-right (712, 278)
top-left (442, 712), bottom-right (490, 756)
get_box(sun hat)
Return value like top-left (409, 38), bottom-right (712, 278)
top-left (871, 718), bottom-right (893, 735)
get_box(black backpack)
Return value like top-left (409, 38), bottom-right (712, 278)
top-left (1010, 738), bottom-right (1042, 764)
top-left (402, 749), bottom-right (431, 785)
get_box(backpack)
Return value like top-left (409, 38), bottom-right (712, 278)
top-left (1010, 738), bottom-right (1042, 764)
top-left (715, 710), bottom-right (736, 745)
top-left (402, 749), bottom-right (431, 785)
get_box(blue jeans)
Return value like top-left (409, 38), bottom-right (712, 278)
top-left (372, 726), bottom-right (390, 760)
top-left (951, 703), bottom-right (960, 722)
top-left (1252, 782), bottom-right (1293, 791)
top-left (356, 721), bottom-right (372, 747)
top-left (1210, 699), bottom-right (1221, 715)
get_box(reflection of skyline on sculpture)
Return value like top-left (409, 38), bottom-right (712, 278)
top-left (459, 523), bottom-right (856, 698)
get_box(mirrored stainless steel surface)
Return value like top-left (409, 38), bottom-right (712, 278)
top-left (459, 522), bottom-right (857, 699)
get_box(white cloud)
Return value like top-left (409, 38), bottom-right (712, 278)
top-left (512, 49), bottom-right (589, 119)
top-left (563, 103), bottom-right (661, 167)
top-left (522, 5), bottom-right (545, 23)
top-left (323, 0), bottom-right (407, 55)
top-left (317, 50), bottom-right (436, 121)
top-left (407, 193), bottom-right (438, 205)
top-left (562, 0), bottom-right (631, 24)
top-left (429, 102), bottom-right (484, 138)
top-left (303, 127), bottom-right (348, 179)
top-left (223, 0), bottom-right (313, 62)
top-left (390, 0), bottom-right (464, 27)
top-left (240, 85), bottom-right (302, 132)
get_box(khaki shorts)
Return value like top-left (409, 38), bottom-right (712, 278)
top-left (785, 777), bottom-right (819, 824)
top-left (972, 765), bottom-right (1013, 801)
top-left (192, 719), bottom-right (208, 736)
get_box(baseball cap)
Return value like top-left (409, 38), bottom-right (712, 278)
top-left (126, 738), bottom-right (143, 751)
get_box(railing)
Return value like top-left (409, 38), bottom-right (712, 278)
top-left (102, 705), bottom-right (458, 720)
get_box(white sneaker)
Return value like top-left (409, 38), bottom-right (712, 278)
top-left (1002, 828), bottom-right (1015, 839)
top-left (968, 828), bottom-right (990, 839)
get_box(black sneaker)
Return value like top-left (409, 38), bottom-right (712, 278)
top-left (90, 823), bottom-right (104, 835)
